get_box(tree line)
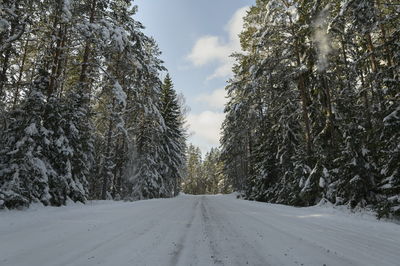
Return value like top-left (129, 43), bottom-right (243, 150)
top-left (182, 145), bottom-right (231, 195)
top-left (221, 0), bottom-right (399, 218)
top-left (0, 0), bottom-right (186, 209)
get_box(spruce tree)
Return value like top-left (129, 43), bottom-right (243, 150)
top-left (220, 0), bottom-right (400, 217)
top-left (0, 70), bottom-right (53, 209)
top-left (160, 74), bottom-right (186, 197)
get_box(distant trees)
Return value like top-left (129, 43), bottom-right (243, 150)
top-left (221, 0), bottom-right (400, 218)
top-left (183, 145), bottom-right (231, 195)
top-left (0, 1), bottom-right (187, 209)
top-left (182, 145), bottom-right (203, 194)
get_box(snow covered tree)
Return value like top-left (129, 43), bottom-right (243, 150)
top-left (182, 144), bottom-right (203, 195)
top-left (0, 70), bottom-right (52, 209)
top-left (182, 146), bottom-right (229, 195)
top-left (202, 148), bottom-right (229, 194)
top-left (160, 74), bottom-right (186, 196)
top-left (221, 0), bottom-right (400, 216)
top-left (128, 72), bottom-right (167, 200)
top-left (0, 0), bottom-right (29, 99)
top-left (378, 107), bottom-right (400, 218)
top-left (44, 90), bottom-right (94, 205)
top-left (0, 0), bottom-right (181, 208)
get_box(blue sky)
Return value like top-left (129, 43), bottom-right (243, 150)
top-left (134, 0), bottom-right (255, 154)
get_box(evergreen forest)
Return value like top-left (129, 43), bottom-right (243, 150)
top-left (1, 0), bottom-right (399, 219)
top-left (221, 0), bottom-right (400, 218)
top-left (0, 0), bottom-right (187, 208)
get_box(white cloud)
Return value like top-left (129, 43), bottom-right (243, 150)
top-left (226, 7), bottom-right (248, 48)
top-left (184, 7), bottom-right (248, 152)
top-left (186, 111), bottom-right (225, 146)
top-left (196, 88), bottom-right (227, 109)
top-left (186, 36), bottom-right (232, 67)
top-left (187, 6), bottom-right (248, 80)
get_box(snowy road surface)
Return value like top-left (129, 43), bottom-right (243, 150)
top-left (1, 195), bottom-right (399, 266)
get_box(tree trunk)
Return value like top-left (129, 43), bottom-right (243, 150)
top-left (47, 1), bottom-right (69, 97)
top-left (0, 22), bottom-right (16, 97)
top-left (101, 99), bottom-right (115, 200)
top-left (13, 38), bottom-right (29, 107)
top-left (376, 0), bottom-right (394, 72)
top-left (79, 0), bottom-right (97, 97)
top-left (288, 12), bottom-right (313, 160)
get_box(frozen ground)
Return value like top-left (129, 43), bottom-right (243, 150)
top-left (0, 194), bottom-right (399, 266)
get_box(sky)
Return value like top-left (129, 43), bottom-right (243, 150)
top-left (134, 0), bottom-right (255, 154)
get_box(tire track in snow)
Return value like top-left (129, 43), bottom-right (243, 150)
top-left (4, 199), bottom-right (181, 266)
top-left (168, 198), bottom-right (201, 266)
top-left (213, 197), bottom-right (357, 266)
top-left (200, 196), bottom-right (224, 265)
top-left (202, 197), bottom-right (271, 266)
top-left (61, 219), bottom-right (160, 266)
top-left (56, 201), bottom-right (178, 266)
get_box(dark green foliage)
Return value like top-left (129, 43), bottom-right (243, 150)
top-left (160, 74), bottom-right (186, 196)
top-left (183, 145), bottom-right (230, 195)
top-left (0, 0), bottom-right (186, 208)
top-left (221, 0), bottom-right (400, 218)
top-left (0, 72), bottom-right (52, 209)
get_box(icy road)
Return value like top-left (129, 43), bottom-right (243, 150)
top-left (1, 194), bottom-right (399, 266)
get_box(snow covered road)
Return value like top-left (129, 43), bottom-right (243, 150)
top-left (1, 194), bottom-right (399, 266)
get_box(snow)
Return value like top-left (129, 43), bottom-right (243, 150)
top-left (383, 106), bottom-right (400, 125)
top-left (313, 5), bottom-right (331, 71)
top-left (388, 195), bottom-right (400, 202)
top-left (287, 5), bottom-right (299, 22)
top-left (323, 167), bottom-right (329, 177)
top-left (0, 19), bottom-right (8, 34)
top-left (113, 81), bottom-right (127, 107)
top-left (362, 147), bottom-right (370, 156)
top-left (61, 0), bottom-right (72, 22)
top-left (319, 177), bottom-right (325, 188)
top-left (31, 158), bottom-right (49, 182)
top-left (350, 175), bottom-right (362, 184)
top-left (1, 194), bottom-right (399, 266)
top-left (25, 123), bottom-right (38, 136)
